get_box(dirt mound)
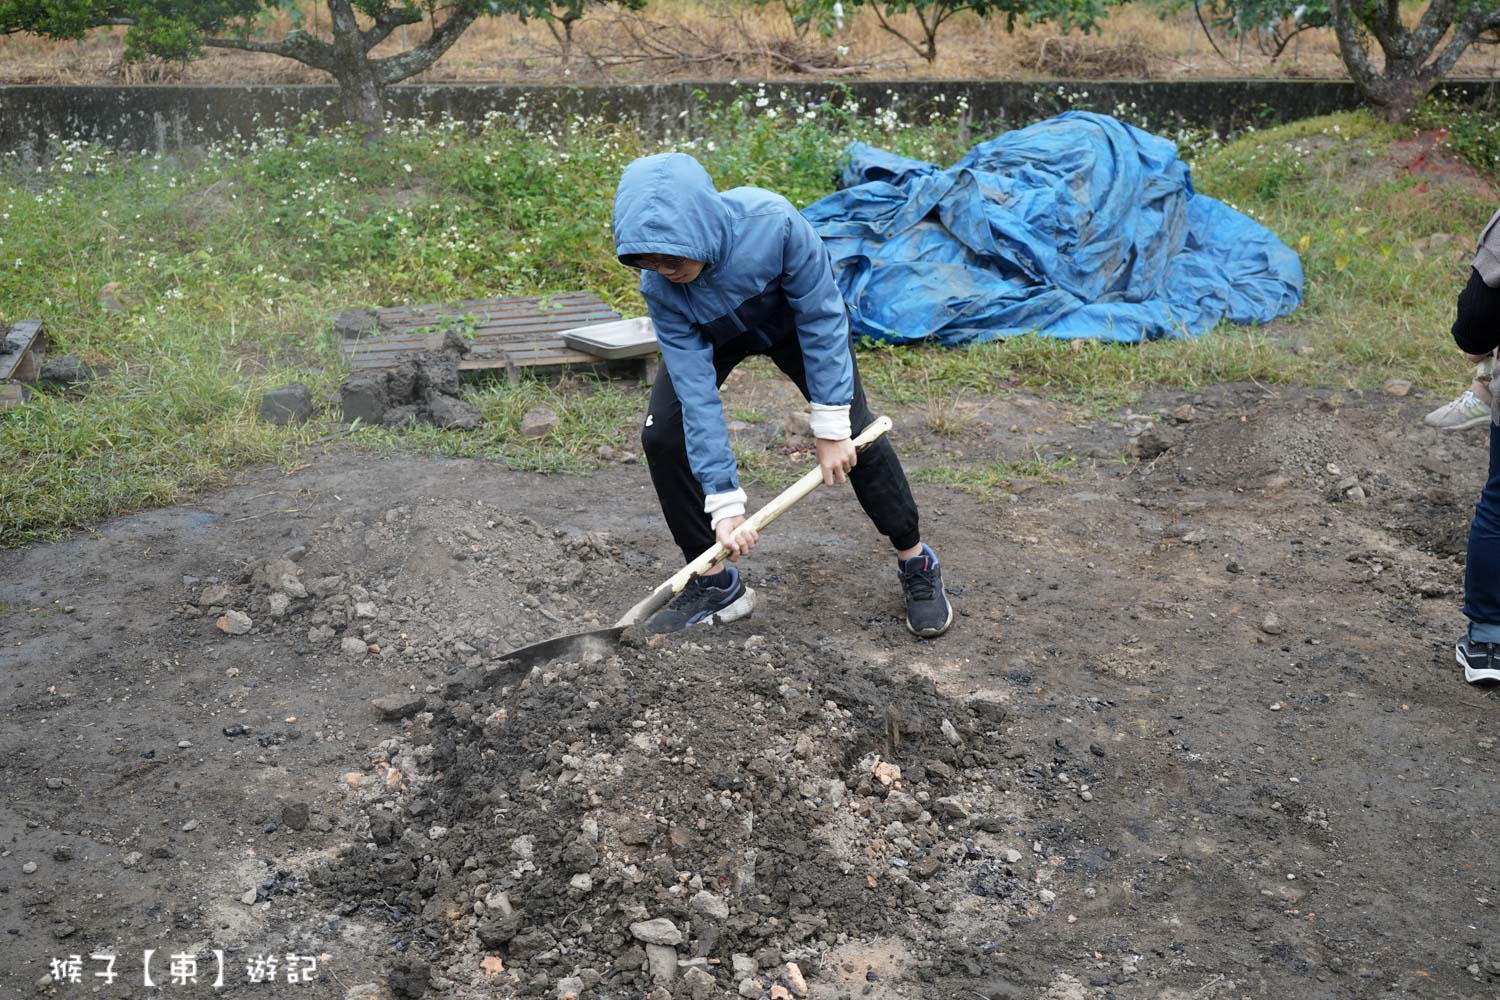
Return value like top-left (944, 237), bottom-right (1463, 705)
top-left (184, 495), bottom-right (638, 664)
top-left (308, 629), bottom-right (1030, 999)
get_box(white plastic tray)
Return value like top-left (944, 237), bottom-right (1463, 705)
top-left (560, 317), bottom-right (658, 360)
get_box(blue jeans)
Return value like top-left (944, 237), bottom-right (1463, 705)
top-left (1465, 418), bottom-right (1500, 642)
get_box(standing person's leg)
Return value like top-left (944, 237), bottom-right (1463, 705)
top-left (638, 346), bottom-right (758, 633)
top-left (1460, 418), bottom-right (1500, 683)
top-left (764, 337), bottom-right (921, 552)
top-left (640, 347), bottom-right (750, 562)
top-left (1424, 352), bottom-right (1495, 431)
top-left (765, 335), bottom-right (951, 637)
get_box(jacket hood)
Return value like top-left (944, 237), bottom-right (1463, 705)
top-left (613, 153), bottom-right (731, 268)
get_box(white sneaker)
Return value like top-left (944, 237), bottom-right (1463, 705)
top-left (1423, 390), bottom-right (1491, 430)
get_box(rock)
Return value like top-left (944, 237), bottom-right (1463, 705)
top-left (52, 846), bottom-right (73, 862)
top-left (1004, 849), bottom-right (1023, 864)
top-left (561, 838), bottom-right (598, 873)
top-left (783, 409), bottom-right (813, 438)
top-left (1382, 378), bottom-right (1413, 396)
top-left (683, 966), bottom-right (716, 1000)
top-left (1170, 403), bottom-right (1196, 423)
top-left (281, 801), bottom-right (310, 831)
top-left (333, 307), bottom-right (381, 340)
top-left (506, 928), bottom-right (556, 962)
top-left (784, 962), bottom-right (808, 997)
top-left (569, 873), bottom-right (593, 892)
top-left (771, 986), bottom-right (792, 1000)
top-left (940, 719), bottom-right (962, 747)
top-left (372, 694), bottom-right (426, 721)
top-left (22, 861), bottom-right (37, 874)
top-left (932, 796), bottom-right (970, 820)
top-left (198, 583), bottom-right (232, 607)
top-left (242, 887), bottom-right (259, 905)
top-left (646, 944), bottom-right (678, 985)
top-left (341, 637), bottom-right (370, 656)
top-left (345, 986), bottom-right (390, 1000)
top-left (381, 404), bottom-right (420, 429)
top-left (1128, 425), bottom-right (1176, 460)
top-left (690, 890), bottom-right (730, 921)
top-left (884, 791), bottom-right (923, 821)
top-left (259, 382), bottom-right (314, 425)
top-left (1039, 888), bottom-right (1057, 904)
top-left (181, 819), bottom-right (199, 832)
top-left (340, 369), bottom-right (391, 425)
top-left (39, 356), bottom-right (100, 393)
top-left (1180, 528), bottom-right (1210, 545)
top-left (630, 917), bottom-right (683, 946)
top-left (555, 976), bottom-right (584, 999)
top-left (45, 777), bottom-right (64, 790)
top-left (424, 394), bottom-right (482, 431)
top-left (1259, 612), bottom-right (1284, 636)
top-left (413, 352), bottom-right (463, 397)
top-left (121, 851), bottom-right (143, 868)
top-left (732, 956), bottom-right (756, 979)
top-left (268, 592), bottom-right (291, 618)
top-left (738, 978), bottom-right (763, 998)
top-left (476, 912), bottom-right (522, 947)
top-left (354, 601), bottom-right (378, 619)
top-left (387, 957), bottom-right (429, 999)
top-left (216, 610), bottom-right (253, 635)
top-left (520, 405), bottom-right (560, 439)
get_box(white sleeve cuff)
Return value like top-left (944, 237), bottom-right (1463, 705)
top-left (808, 403), bottom-right (852, 440)
top-left (705, 489), bottom-right (747, 529)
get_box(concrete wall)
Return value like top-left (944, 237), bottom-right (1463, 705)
top-left (2, 79), bottom-right (1496, 157)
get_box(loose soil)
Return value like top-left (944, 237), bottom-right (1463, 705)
top-left (4, 378), bottom-right (1500, 1000)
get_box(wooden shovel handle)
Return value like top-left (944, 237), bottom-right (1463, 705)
top-left (613, 415), bottom-right (894, 627)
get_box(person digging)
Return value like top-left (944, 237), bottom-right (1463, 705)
top-left (613, 152), bottom-right (953, 638)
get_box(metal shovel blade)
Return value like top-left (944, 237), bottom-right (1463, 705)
top-left (492, 574), bottom-right (681, 671)
top-left (493, 625), bottom-right (626, 672)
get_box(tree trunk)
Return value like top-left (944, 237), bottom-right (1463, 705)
top-left (1330, 0), bottom-right (1499, 123)
top-left (336, 63), bottom-right (386, 132)
top-left (325, 0), bottom-right (384, 134)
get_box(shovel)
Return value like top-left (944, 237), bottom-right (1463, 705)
top-left (495, 415), bottom-right (894, 671)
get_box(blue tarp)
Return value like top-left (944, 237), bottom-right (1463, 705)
top-left (801, 111), bottom-right (1304, 345)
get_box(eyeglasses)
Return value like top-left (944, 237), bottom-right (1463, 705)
top-left (634, 255), bottom-right (686, 273)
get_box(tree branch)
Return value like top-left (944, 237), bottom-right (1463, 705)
top-left (203, 29), bottom-right (334, 70)
top-left (373, 2), bottom-right (481, 83)
top-left (1330, 0), bottom-right (1382, 94)
top-left (363, 5), bottom-right (424, 50)
top-left (870, 4), bottom-right (931, 61)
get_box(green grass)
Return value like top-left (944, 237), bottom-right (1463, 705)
top-left (1, 97), bottom-right (1494, 545)
top-left (912, 454), bottom-right (1078, 499)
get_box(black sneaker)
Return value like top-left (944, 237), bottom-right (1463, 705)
top-left (898, 545), bottom-right (952, 638)
top-left (1456, 635), bottom-right (1500, 684)
top-left (645, 567), bottom-right (757, 635)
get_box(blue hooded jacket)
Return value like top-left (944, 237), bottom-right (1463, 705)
top-left (614, 153), bottom-right (854, 505)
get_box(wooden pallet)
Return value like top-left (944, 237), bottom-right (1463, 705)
top-left (334, 292), bottom-right (645, 382)
top-left (1, 319), bottom-right (47, 408)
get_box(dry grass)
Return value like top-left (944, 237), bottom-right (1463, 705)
top-left (4, 0), bottom-right (1497, 86)
top-left (1012, 28), bottom-right (1159, 78)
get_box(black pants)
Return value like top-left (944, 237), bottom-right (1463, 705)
top-left (641, 333), bottom-right (922, 562)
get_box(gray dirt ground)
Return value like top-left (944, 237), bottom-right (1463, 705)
top-left (3, 379), bottom-right (1499, 1000)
